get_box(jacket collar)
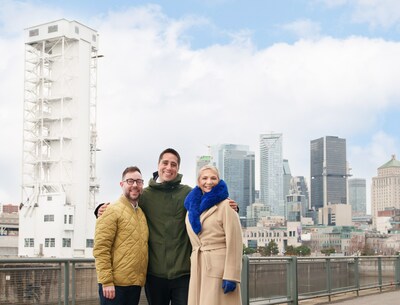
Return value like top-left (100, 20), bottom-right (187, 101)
top-left (148, 171), bottom-right (183, 189)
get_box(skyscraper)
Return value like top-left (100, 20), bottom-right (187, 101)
top-left (371, 155), bottom-right (400, 227)
top-left (211, 144), bottom-right (255, 217)
top-left (286, 176), bottom-right (309, 220)
top-left (19, 19), bottom-right (99, 257)
top-left (260, 133), bottom-right (284, 216)
top-left (282, 159), bottom-right (292, 217)
top-left (310, 136), bottom-right (347, 211)
top-left (348, 178), bottom-right (367, 216)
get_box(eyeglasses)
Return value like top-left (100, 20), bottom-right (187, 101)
top-left (123, 178), bottom-right (144, 186)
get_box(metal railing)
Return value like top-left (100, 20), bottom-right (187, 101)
top-left (241, 255), bottom-right (400, 305)
top-left (1, 256), bottom-right (399, 305)
top-left (0, 258), bottom-right (97, 305)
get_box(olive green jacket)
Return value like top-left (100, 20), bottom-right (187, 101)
top-left (139, 172), bottom-right (192, 279)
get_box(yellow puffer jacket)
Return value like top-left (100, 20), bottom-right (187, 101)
top-left (94, 195), bottom-right (148, 287)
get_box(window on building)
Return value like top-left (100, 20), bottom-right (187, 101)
top-left (45, 238), bottom-right (55, 247)
top-left (62, 238), bottom-right (71, 247)
top-left (64, 215), bottom-right (67, 224)
top-left (69, 215), bottom-right (73, 224)
top-left (44, 214), bottom-right (54, 222)
top-left (75, 26), bottom-right (79, 34)
top-left (29, 29), bottom-right (39, 37)
top-left (86, 239), bottom-right (94, 248)
top-left (47, 196), bottom-right (52, 201)
top-left (24, 238), bottom-right (34, 247)
top-left (92, 34), bottom-right (97, 42)
top-left (48, 25), bottom-right (58, 33)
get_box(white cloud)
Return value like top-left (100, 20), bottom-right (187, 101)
top-left (0, 0), bottom-right (64, 35)
top-left (0, 3), bottom-right (399, 211)
top-left (317, 0), bottom-right (400, 29)
top-left (281, 19), bottom-right (321, 40)
top-left (351, 0), bottom-right (400, 29)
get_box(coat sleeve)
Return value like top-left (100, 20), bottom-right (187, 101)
top-left (93, 206), bottom-right (118, 286)
top-left (222, 201), bottom-right (243, 282)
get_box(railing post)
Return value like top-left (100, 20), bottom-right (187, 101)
top-left (291, 256), bottom-right (298, 305)
top-left (71, 261), bottom-right (76, 305)
top-left (396, 255), bottom-right (400, 288)
top-left (241, 255), bottom-right (250, 305)
top-left (326, 258), bottom-right (332, 302)
top-left (64, 260), bottom-right (70, 305)
top-left (58, 262), bottom-right (62, 305)
top-left (378, 256), bottom-right (382, 292)
top-left (354, 257), bottom-right (360, 296)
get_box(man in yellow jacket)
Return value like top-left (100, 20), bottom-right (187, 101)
top-left (94, 166), bottom-right (149, 305)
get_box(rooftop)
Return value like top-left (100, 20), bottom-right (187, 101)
top-left (378, 154), bottom-right (400, 169)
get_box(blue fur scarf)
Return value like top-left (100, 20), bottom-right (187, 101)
top-left (184, 180), bottom-right (229, 234)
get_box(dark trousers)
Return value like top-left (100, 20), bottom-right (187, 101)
top-left (98, 284), bottom-right (141, 305)
top-left (145, 274), bottom-right (189, 305)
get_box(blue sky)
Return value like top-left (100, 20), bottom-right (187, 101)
top-left (1, 0), bottom-right (400, 212)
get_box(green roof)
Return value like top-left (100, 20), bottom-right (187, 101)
top-left (378, 155), bottom-right (400, 169)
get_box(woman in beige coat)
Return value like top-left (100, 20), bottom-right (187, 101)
top-left (184, 165), bottom-right (242, 305)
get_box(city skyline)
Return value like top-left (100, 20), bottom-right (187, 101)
top-left (0, 1), bottom-right (400, 215)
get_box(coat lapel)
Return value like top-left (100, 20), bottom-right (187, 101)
top-left (200, 204), bottom-right (218, 223)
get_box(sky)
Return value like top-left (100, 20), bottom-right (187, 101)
top-left (1, 0), bottom-right (400, 213)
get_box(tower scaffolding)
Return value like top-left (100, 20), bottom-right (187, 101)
top-left (20, 19), bottom-right (99, 257)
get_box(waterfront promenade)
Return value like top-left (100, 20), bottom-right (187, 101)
top-left (300, 288), bottom-right (400, 305)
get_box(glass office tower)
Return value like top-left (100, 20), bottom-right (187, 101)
top-left (260, 133), bottom-right (284, 216)
top-left (310, 136), bottom-right (347, 211)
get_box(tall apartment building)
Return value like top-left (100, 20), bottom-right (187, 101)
top-left (211, 144), bottom-right (255, 217)
top-left (348, 178), bottom-right (367, 216)
top-left (371, 155), bottom-right (400, 227)
top-left (310, 136), bottom-right (348, 211)
top-left (19, 19), bottom-right (99, 257)
top-left (260, 133), bottom-right (284, 216)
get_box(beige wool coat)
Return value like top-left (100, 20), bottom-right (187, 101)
top-left (185, 199), bottom-right (243, 305)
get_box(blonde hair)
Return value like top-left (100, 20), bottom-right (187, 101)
top-left (197, 165), bottom-right (220, 180)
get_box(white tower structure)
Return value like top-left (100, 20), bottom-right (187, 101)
top-left (19, 19), bottom-right (100, 257)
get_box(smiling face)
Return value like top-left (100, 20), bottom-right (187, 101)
top-left (120, 170), bottom-right (143, 204)
top-left (198, 168), bottom-right (220, 193)
top-left (158, 152), bottom-right (179, 182)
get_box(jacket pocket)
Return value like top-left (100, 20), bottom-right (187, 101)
top-left (204, 249), bottom-right (225, 278)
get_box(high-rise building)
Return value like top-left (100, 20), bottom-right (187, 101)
top-left (282, 159), bottom-right (292, 217)
top-left (19, 19), bottom-right (99, 257)
top-left (291, 176), bottom-right (309, 215)
top-left (310, 136), bottom-right (348, 211)
top-left (211, 144), bottom-right (255, 217)
top-left (371, 155), bottom-right (400, 227)
top-left (348, 178), bottom-right (367, 216)
top-left (286, 176), bottom-right (309, 221)
top-left (260, 133), bottom-right (284, 216)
